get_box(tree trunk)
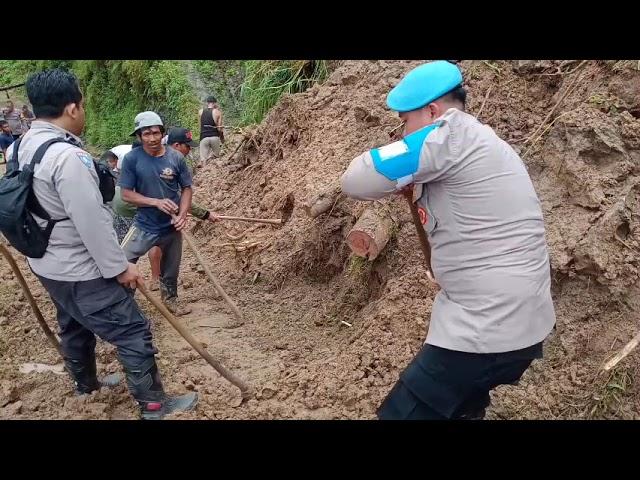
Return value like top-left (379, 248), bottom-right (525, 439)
top-left (346, 206), bottom-right (393, 260)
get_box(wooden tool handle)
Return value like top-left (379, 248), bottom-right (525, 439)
top-left (138, 282), bottom-right (251, 399)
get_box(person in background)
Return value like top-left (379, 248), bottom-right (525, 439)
top-left (112, 128), bottom-right (219, 292)
top-left (21, 104), bottom-right (35, 131)
top-left (118, 111), bottom-right (193, 315)
top-left (100, 150), bottom-right (118, 172)
top-left (198, 95), bottom-right (224, 166)
top-left (2, 100), bottom-right (23, 141)
top-left (0, 120), bottom-right (14, 163)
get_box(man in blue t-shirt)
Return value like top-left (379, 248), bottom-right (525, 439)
top-left (0, 120), bottom-right (15, 163)
top-left (118, 111), bottom-right (193, 315)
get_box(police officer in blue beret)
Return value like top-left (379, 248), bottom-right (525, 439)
top-left (341, 61), bottom-right (556, 420)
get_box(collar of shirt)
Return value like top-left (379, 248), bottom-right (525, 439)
top-left (29, 120), bottom-right (84, 147)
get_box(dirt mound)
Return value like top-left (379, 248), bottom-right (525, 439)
top-left (2, 60), bottom-right (639, 419)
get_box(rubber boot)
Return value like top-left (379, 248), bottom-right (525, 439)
top-left (121, 357), bottom-right (198, 420)
top-left (163, 297), bottom-right (192, 316)
top-left (65, 357), bottom-right (123, 395)
top-left (160, 281), bottom-right (191, 316)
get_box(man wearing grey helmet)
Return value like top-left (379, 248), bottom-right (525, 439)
top-left (341, 61), bottom-right (556, 420)
top-left (118, 111), bottom-right (193, 316)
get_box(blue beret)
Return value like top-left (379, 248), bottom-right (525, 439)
top-left (387, 61), bottom-right (463, 113)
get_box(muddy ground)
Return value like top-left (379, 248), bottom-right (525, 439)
top-left (1, 60), bottom-right (640, 420)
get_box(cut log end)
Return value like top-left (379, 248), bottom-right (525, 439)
top-left (346, 230), bottom-right (379, 259)
top-left (345, 205), bottom-right (393, 261)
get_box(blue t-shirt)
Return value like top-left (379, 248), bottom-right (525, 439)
top-left (118, 146), bottom-right (193, 234)
top-left (0, 132), bottom-right (14, 152)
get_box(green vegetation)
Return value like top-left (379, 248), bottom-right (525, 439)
top-left (0, 60), bottom-right (330, 149)
top-left (193, 60), bottom-right (329, 127)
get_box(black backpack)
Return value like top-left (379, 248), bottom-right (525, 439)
top-left (94, 160), bottom-right (116, 204)
top-left (0, 138), bottom-right (74, 258)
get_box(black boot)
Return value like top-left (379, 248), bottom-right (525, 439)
top-left (160, 281), bottom-right (191, 316)
top-left (65, 356), bottom-right (123, 395)
top-left (121, 357), bottom-right (198, 420)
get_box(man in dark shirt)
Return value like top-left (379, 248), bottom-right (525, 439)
top-left (118, 111), bottom-right (193, 315)
top-left (198, 95), bottom-right (223, 165)
top-left (0, 120), bottom-right (14, 163)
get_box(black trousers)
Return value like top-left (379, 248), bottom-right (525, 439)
top-left (36, 275), bottom-right (157, 367)
top-left (378, 341), bottom-right (543, 420)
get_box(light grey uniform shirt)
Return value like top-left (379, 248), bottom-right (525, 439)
top-left (341, 108), bottom-right (555, 353)
top-left (6, 121), bottom-right (128, 281)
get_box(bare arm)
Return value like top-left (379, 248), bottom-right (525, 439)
top-left (121, 188), bottom-right (160, 208)
top-left (214, 109), bottom-right (223, 132)
top-left (173, 187), bottom-right (193, 231)
top-left (121, 188), bottom-right (178, 215)
top-left (179, 187), bottom-right (193, 217)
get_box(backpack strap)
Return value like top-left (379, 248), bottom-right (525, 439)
top-left (14, 137), bottom-right (74, 223)
top-left (27, 138), bottom-right (74, 170)
top-left (7, 137), bottom-right (22, 174)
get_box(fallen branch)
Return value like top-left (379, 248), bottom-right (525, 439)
top-left (614, 231), bottom-right (640, 254)
top-left (524, 61), bottom-right (587, 146)
top-left (217, 215), bottom-right (282, 225)
top-left (522, 110), bottom-right (576, 158)
top-left (243, 162), bottom-right (263, 173)
top-left (483, 61), bottom-right (502, 74)
top-left (603, 331), bottom-right (640, 371)
top-left (227, 137), bottom-right (248, 163)
top-left (535, 60), bottom-right (584, 76)
top-left (225, 225), bottom-right (260, 242)
top-left (476, 85), bottom-right (493, 120)
top-left (388, 122), bottom-right (404, 136)
top-left (0, 82), bottom-right (25, 92)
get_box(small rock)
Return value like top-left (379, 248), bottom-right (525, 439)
top-left (303, 397), bottom-right (321, 410)
top-left (4, 401), bottom-right (23, 415)
top-left (0, 381), bottom-right (19, 407)
top-left (86, 403), bottom-right (108, 416)
top-left (185, 380), bottom-right (196, 391)
top-left (260, 384), bottom-right (278, 400)
top-left (64, 395), bottom-right (88, 410)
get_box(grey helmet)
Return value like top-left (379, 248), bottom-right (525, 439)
top-left (130, 111), bottom-right (164, 136)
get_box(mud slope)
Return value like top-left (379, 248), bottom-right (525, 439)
top-left (2, 60), bottom-right (639, 419)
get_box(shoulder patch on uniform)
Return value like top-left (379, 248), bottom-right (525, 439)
top-left (75, 152), bottom-right (94, 169)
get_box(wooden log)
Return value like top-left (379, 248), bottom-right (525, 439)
top-left (304, 184), bottom-right (341, 219)
top-left (345, 206), bottom-right (393, 260)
